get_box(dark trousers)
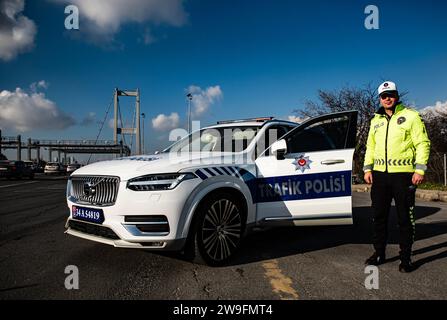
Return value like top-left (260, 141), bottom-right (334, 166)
top-left (370, 171), bottom-right (416, 261)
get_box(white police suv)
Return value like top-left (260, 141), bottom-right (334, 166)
top-left (65, 111), bottom-right (357, 266)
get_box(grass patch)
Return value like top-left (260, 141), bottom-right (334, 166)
top-left (418, 183), bottom-right (447, 191)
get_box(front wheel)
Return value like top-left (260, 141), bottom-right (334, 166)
top-left (187, 193), bottom-right (245, 266)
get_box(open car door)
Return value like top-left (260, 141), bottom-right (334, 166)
top-left (253, 111), bottom-right (358, 226)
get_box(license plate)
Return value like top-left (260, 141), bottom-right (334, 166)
top-left (71, 205), bottom-right (104, 224)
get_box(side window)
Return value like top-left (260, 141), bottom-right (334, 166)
top-left (257, 125), bottom-right (293, 157)
top-left (286, 115), bottom-right (351, 153)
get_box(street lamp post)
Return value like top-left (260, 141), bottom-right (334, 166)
top-left (186, 93), bottom-right (193, 135)
top-left (141, 113), bottom-right (145, 154)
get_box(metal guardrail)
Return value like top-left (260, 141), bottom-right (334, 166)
top-left (1, 133), bottom-right (131, 159)
top-left (31, 139), bottom-right (116, 145)
top-left (1, 137), bottom-right (116, 146)
top-left (1, 136), bottom-right (18, 142)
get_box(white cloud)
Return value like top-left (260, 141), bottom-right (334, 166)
top-left (420, 100), bottom-right (447, 116)
top-left (141, 28), bottom-right (156, 45)
top-left (287, 115), bottom-right (306, 123)
top-left (152, 112), bottom-right (180, 131)
top-left (30, 80), bottom-right (48, 92)
top-left (0, 0), bottom-right (37, 61)
top-left (187, 85), bottom-right (223, 117)
top-left (108, 118), bottom-right (115, 129)
top-left (81, 112), bottom-right (96, 126)
top-left (52, 0), bottom-right (187, 43)
top-left (0, 85), bottom-right (75, 132)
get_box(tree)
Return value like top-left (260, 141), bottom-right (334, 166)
top-left (421, 108), bottom-right (447, 183)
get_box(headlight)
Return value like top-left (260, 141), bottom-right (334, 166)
top-left (127, 173), bottom-right (197, 191)
top-left (66, 178), bottom-right (73, 198)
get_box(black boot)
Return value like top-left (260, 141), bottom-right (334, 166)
top-left (399, 249), bottom-right (414, 273)
top-left (399, 260), bottom-right (415, 273)
top-left (365, 251), bottom-right (386, 265)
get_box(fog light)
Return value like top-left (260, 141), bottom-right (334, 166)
top-left (140, 242), bottom-right (165, 247)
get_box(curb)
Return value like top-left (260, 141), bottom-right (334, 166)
top-left (352, 184), bottom-right (447, 203)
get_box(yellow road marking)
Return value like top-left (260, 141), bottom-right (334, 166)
top-left (262, 259), bottom-right (298, 300)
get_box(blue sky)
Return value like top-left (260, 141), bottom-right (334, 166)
top-left (1, 0), bottom-right (446, 158)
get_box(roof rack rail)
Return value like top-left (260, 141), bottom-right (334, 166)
top-left (216, 117), bottom-right (275, 124)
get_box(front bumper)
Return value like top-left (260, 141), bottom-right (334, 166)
top-left (65, 219), bottom-right (186, 250)
top-left (65, 178), bottom-right (200, 250)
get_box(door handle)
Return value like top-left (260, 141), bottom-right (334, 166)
top-left (321, 159), bottom-right (345, 165)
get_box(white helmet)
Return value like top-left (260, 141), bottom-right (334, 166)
top-left (378, 81), bottom-right (398, 95)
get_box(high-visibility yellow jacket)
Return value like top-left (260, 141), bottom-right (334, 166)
top-left (363, 103), bottom-right (431, 175)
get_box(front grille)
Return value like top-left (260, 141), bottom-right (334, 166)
top-left (68, 219), bottom-right (120, 240)
top-left (70, 175), bottom-right (120, 206)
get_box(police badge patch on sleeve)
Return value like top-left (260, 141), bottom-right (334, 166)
top-left (397, 117), bottom-right (406, 125)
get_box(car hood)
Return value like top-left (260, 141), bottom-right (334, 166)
top-left (71, 152), bottom-right (247, 180)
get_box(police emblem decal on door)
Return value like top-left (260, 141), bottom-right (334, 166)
top-left (292, 154), bottom-right (313, 173)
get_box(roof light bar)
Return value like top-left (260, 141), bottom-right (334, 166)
top-left (216, 117), bottom-right (275, 124)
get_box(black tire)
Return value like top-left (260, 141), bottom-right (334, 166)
top-left (185, 192), bottom-right (245, 266)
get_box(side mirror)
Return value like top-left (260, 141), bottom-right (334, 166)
top-left (271, 139), bottom-right (287, 160)
top-left (154, 150), bottom-right (160, 155)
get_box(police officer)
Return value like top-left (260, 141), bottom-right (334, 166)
top-left (363, 81), bottom-right (431, 272)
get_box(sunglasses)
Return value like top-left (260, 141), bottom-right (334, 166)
top-left (380, 92), bottom-right (397, 99)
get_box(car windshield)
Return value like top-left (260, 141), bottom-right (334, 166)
top-left (163, 126), bottom-right (259, 153)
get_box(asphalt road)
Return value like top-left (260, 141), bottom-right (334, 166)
top-left (1, 175), bottom-right (446, 300)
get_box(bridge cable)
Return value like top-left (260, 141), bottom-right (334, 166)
top-left (86, 92), bottom-right (114, 164)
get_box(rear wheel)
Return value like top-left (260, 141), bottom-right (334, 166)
top-left (186, 192), bottom-right (245, 266)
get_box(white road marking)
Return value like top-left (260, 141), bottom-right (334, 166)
top-left (0, 181), bottom-right (39, 189)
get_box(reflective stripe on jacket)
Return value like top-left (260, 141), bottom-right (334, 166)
top-left (363, 103), bottom-right (431, 175)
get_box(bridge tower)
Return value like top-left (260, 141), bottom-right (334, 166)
top-left (113, 88), bottom-right (141, 155)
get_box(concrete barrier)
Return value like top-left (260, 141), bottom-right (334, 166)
top-left (352, 184), bottom-right (447, 202)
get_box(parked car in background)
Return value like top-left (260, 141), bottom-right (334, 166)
top-left (23, 160), bottom-right (38, 173)
top-left (44, 162), bottom-right (64, 175)
top-left (34, 161), bottom-right (46, 173)
top-left (67, 163), bottom-right (82, 174)
top-left (0, 160), bottom-right (35, 179)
